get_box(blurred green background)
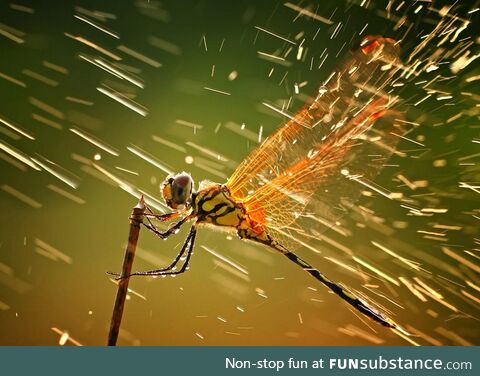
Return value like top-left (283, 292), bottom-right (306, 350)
top-left (0, 0), bottom-right (479, 345)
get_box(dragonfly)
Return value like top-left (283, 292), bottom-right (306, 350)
top-left (110, 36), bottom-right (406, 330)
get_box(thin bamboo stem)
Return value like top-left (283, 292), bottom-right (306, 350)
top-left (107, 196), bottom-right (145, 346)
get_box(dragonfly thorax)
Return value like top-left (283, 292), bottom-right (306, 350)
top-left (192, 183), bottom-right (272, 244)
top-left (192, 184), bottom-right (241, 225)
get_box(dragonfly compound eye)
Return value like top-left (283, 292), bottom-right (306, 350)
top-left (161, 173), bottom-right (194, 210)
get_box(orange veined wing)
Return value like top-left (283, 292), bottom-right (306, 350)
top-left (226, 36), bottom-right (406, 242)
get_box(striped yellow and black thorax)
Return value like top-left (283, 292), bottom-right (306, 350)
top-left (192, 184), bottom-right (273, 244)
top-left (192, 184), bottom-right (245, 228)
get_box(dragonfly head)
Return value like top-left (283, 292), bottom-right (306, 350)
top-left (161, 172), bottom-right (195, 210)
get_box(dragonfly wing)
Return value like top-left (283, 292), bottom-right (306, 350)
top-left (226, 36), bottom-right (406, 245)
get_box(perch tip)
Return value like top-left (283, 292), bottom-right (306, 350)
top-left (136, 194), bottom-right (145, 209)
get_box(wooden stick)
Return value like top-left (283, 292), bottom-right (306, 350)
top-left (107, 196), bottom-right (145, 346)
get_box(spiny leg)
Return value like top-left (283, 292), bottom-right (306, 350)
top-left (147, 226), bottom-right (197, 277)
top-left (111, 225), bottom-right (197, 279)
top-left (142, 204), bottom-right (184, 237)
top-left (257, 238), bottom-right (397, 329)
top-left (143, 214), bottom-right (191, 240)
top-left (144, 212), bottom-right (179, 221)
top-left (107, 232), bottom-right (189, 279)
top-left (143, 203), bottom-right (182, 223)
top-left (107, 210), bottom-right (190, 278)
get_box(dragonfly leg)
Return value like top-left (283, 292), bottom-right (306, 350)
top-left (141, 204), bottom-right (183, 237)
top-left (142, 215), bottom-right (190, 240)
top-left (251, 237), bottom-right (397, 329)
top-left (110, 225), bottom-right (197, 280)
top-left (144, 212), bottom-right (179, 221)
top-left (143, 203), bottom-right (181, 222)
top-left (106, 236), bottom-right (187, 278)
